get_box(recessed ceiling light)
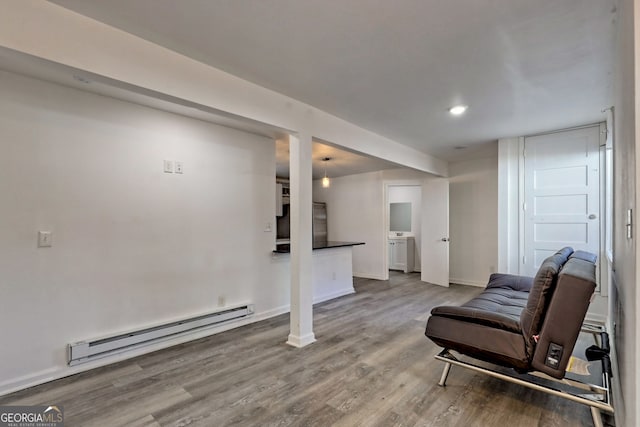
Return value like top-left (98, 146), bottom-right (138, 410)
top-left (449, 105), bottom-right (468, 116)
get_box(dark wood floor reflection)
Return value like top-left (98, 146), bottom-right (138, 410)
top-left (1, 272), bottom-right (607, 426)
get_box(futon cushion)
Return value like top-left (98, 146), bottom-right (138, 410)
top-left (431, 286), bottom-right (528, 333)
top-left (570, 250), bottom-right (598, 263)
top-left (426, 316), bottom-right (530, 370)
top-left (485, 273), bottom-right (534, 292)
top-left (519, 247), bottom-right (573, 356)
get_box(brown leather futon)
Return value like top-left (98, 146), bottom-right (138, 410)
top-left (424, 247), bottom-right (613, 426)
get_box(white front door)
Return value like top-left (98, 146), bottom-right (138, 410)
top-left (421, 178), bottom-right (449, 286)
top-left (523, 126), bottom-right (601, 277)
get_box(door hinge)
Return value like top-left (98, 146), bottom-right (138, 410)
top-left (522, 202), bottom-right (526, 211)
top-left (522, 256), bottom-right (526, 264)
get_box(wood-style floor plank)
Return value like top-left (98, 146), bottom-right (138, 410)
top-left (0, 272), bottom-right (610, 426)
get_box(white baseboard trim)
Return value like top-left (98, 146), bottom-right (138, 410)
top-left (585, 313), bottom-right (608, 326)
top-left (252, 305), bottom-right (291, 322)
top-left (286, 332), bottom-right (317, 348)
top-left (353, 272), bottom-right (386, 280)
top-left (0, 290), bottom-right (356, 397)
top-left (449, 278), bottom-right (486, 288)
top-left (314, 288), bottom-right (355, 304)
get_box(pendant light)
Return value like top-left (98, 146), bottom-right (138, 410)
top-left (321, 157), bottom-right (331, 188)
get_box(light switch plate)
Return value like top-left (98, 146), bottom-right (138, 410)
top-left (164, 160), bottom-right (174, 173)
top-left (175, 161), bottom-right (184, 174)
top-left (38, 231), bottom-right (52, 248)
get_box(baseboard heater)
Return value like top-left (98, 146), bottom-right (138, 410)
top-left (68, 304), bottom-right (254, 366)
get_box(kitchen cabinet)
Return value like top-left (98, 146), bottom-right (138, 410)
top-left (388, 237), bottom-right (415, 273)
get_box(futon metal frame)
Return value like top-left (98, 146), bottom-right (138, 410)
top-left (434, 323), bottom-right (614, 427)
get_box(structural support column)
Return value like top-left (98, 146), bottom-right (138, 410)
top-left (287, 133), bottom-right (316, 347)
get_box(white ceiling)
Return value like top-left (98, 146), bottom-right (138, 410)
top-left (50, 0), bottom-right (617, 163)
top-left (276, 140), bottom-right (402, 179)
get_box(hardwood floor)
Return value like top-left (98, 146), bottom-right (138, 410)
top-left (0, 272), bottom-right (609, 426)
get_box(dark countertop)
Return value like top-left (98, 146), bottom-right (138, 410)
top-left (273, 241), bottom-right (365, 254)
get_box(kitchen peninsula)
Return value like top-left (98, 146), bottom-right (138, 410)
top-left (272, 241), bottom-right (365, 304)
top-left (273, 241), bottom-right (364, 253)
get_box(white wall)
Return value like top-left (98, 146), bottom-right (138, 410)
top-left (313, 171), bottom-right (386, 279)
top-left (497, 137), bottom-right (521, 273)
top-left (388, 186), bottom-right (422, 271)
top-left (0, 70), bottom-right (348, 396)
top-left (610, 0), bottom-right (639, 425)
top-left (449, 156), bottom-right (499, 286)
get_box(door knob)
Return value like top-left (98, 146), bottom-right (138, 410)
top-left (441, 238), bottom-right (450, 242)
top-left (588, 214), bottom-right (597, 220)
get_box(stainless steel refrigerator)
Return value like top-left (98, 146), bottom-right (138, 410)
top-left (312, 202), bottom-right (328, 245)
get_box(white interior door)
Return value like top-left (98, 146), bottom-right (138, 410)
top-left (523, 126), bottom-right (600, 277)
top-left (421, 178), bottom-right (449, 286)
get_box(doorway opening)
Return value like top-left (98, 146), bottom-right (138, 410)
top-left (386, 185), bottom-right (422, 274)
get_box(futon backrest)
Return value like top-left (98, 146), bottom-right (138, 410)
top-left (519, 247), bottom-right (574, 358)
top-left (531, 254), bottom-right (597, 378)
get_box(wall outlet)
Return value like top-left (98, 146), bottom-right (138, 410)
top-left (332, 272), bottom-right (337, 280)
top-left (218, 296), bottom-right (225, 307)
top-left (175, 161), bottom-right (184, 174)
top-left (264, 222), bottom-right (272, 232)
top-left (163, 160), bottom-right (174, 173)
